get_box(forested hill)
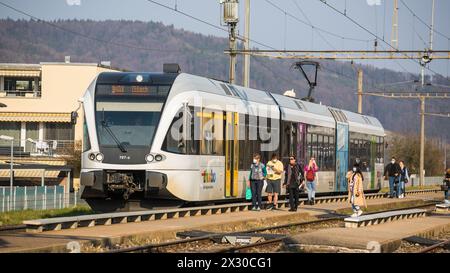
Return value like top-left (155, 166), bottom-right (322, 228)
top-left (0, 19), bottom-right (448, 140)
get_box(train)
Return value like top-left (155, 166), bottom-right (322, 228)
top-left (79, 64), bottom-right (385, 211)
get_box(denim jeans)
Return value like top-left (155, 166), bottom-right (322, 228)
top-left (250, 179), bottom-right (264, 208)
top-left (445, 189), bottom-right (449, 200)
top-left (399, 181), bottom-right (405, 196)
top-left (388, 176), bottom-right (396, 197)
top-left (306, 181), bottom-right (316, 200)
top-left (350, 195), bottom-right (360, 212)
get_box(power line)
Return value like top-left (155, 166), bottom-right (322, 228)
top-left (145, 0), bottom-right (278, 51)
top-left (263, 0), bottom-right (372, 43)
top-left (316, 0), bottom-right (448, 80)
top-left (399, 0), bottom-right (450, 41)
top-left (0, 1), bottom-right (180, 53)
top-left (291, 0), bottom-right (336, 50)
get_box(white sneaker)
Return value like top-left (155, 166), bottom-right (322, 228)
top-left (444, 199), bottom-right (450, 204)
top-left (351, 212), bottom-right (358, 218)
top-left (357, 210), bottom-right (363, 217)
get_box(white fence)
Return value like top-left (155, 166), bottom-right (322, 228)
top-left (0, 186), bottom-right (85, 213)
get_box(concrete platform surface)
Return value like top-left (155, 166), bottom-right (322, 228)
top-left (288, 214), bottom-right (450, 252)
top-left (0, 192), bottom-right (443, 253)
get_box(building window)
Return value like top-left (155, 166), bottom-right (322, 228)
top-left (0, 122), bottom-right (21, 146)
top-left (3, 77), bottom-right (41, 97)
top-left (44, 123), bottom-right (74, 141)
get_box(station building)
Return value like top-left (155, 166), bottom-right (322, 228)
top-left (0, 58), bottom-right (121, 188)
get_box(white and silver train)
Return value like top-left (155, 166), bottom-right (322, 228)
top-left (80, 65), bottom-right (385, 211)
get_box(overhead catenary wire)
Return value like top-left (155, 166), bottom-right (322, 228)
top-left (0, 1), bottom-right (180, 53)
top-left (316, 0), bottom-right (448, 81)
top-left (291, 0), bottom-right (336, 50)
top-left (399, 0), bottom-right (450, 41)
top-left (263, 0), bottom-right (372, 43)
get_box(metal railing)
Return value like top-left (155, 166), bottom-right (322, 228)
top-left (0, 89), bottom-right (41, 98)
top-left (0, 139), bottom-right (75, 158)
top-left (0, 186), bottom-right (85, 213)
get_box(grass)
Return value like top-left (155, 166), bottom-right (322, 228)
top-left (0, 206), bottom-right (94, 226)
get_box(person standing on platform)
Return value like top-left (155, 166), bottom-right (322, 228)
top-left (384, 157), bottom-right (401, 198)
top-left (248, 153), bottom-right (267, 211)
top-left (283, 155), bottom-right (304, 212)
top-left (399, 160), bottom-right (409, 199)
top-left (443, 169), bottom-right (450, 204)
top-left (347, 164), bottom-right (367, 217)
top-left (265, 154), bottom-right (284, 210)
top-left (304, 157), bottom-right (319, 205)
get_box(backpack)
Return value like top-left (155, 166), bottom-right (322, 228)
top-left (306, 169), bottom-right (315, 181)
top-left (251, 163), bottom-right (264, 180)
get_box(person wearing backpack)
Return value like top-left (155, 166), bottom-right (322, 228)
top-left (265, 154), bottom-right (284, 210)
top-left (304, 157), bottom-right (319, 205)
top-left (248, 153), bottom-right (267, 211)
top-left (283, 155), bottom-right (304, 212)
top-left (347, 163), bottom-right (367, 217)
top-left (398, 160), bottom-right (409, 199)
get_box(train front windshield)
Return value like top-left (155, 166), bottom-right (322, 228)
top-left (95, 84), bottom-right (170, 149)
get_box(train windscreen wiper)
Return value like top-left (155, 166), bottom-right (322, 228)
top-left (100, 111), bottom-right (127, 153)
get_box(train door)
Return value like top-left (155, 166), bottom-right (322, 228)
top-left (225, 112), bottom-right (239, 197)
top-left (297, 123), bottom-right (307, 165)
top-left (335, 122), bottom-right (349, 192)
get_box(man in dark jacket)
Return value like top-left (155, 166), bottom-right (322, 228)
top-left (384, 157), bottom-right (402, 198)
top-left (283, 155), bottom-right (304, 211)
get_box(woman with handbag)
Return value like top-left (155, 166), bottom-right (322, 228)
top-left (443, 169), bottom-right (450, 204)
top-left (248, 153), bottom-right (267, 211)
top-left (399, 161), bottom-right (409, 199)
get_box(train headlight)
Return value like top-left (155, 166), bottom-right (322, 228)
top-left (146, 154), bottom-right (154, 163)
top-left (155, 154), bottom-right (163, 161)
top-left (95, 153), bottom-right (104, 162)
top-left (88, 153), bottom-right (96, 161)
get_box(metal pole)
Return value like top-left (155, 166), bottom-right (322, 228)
top-left (243, 0), bottom-right (250, 87)
top-left (429, 0), bottom-right (435, 52)
top-left (10, 139), bottom-right (13, 201)
top-left (66, 171), bottom-right (71, 207)
top-left (41, 170), bottom-right (45, 187)
top-left (54, 185), bottom-right (57, 209)
top-left (420, 96), bottom-right (425, 187)
top-left (357, 69), bottom-right (363, 114)
top-left (229, 24), bottom-right (237, 84)
top-left (24, 186), bottom-right (27, 210)
top-left (34, 186), bottom-right (37, 210)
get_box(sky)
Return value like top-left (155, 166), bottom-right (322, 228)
top-left (0, 0), bottom-right (449, 78)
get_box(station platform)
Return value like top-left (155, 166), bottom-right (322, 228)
top-left (0, 191), bottom-right (444, 253)
top-left (286, 214), bottom-right (449, 253)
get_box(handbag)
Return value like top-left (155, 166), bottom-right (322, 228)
top-left (245, 187), bottom-right (252, 200)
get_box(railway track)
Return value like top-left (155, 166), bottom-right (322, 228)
top-left (103, 202), bottom-right (439, 253)
top-left (17, 188), bottom-right (441, 233)
top-left (418, 238), bottom-right (450, 253)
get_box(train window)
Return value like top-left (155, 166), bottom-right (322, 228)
top-left (317, 135), bottom-right (324, 169)
top-left (82, 114), bottom-right (91, 152)
top-left (163, 107), bottom-right (187, 154)
top-left (200, 108), bottom-right (224, 156)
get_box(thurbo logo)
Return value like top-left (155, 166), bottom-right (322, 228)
top-left (201, 169), bottom-right (217, 183)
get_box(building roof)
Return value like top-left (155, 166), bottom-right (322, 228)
top-left (0, 112), bottom-right (72, 123)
